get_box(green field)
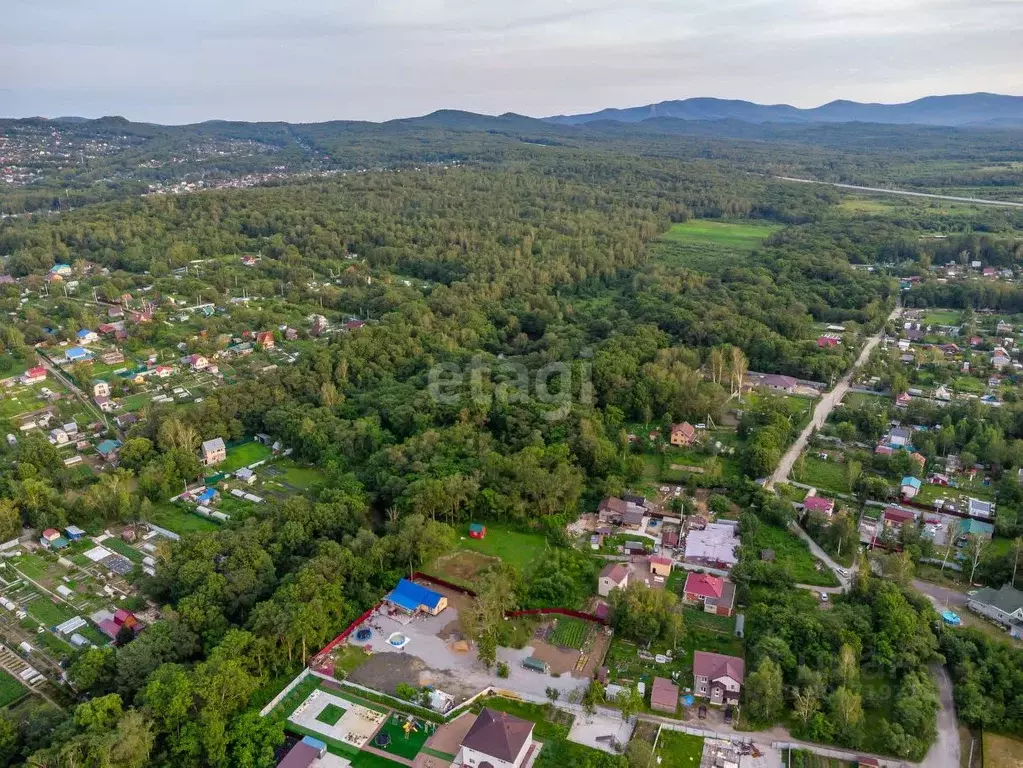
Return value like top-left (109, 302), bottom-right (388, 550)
top-left (0, 671), bottom-right (26, 709)
top-left (12, 554), bottom-right (50, 581)
top-left (653, 220), bottom-right (782, 270)
top-left (101, 537), bottom-right (144, 563)
top-left (150, 503), bottom-right (218, 534)
top-left (26, 597), bottom-right (77, 627)
top-left (794, 454), bottom-right (850, 493)
top-left (458, 524), bottom-right (550, 572)
top-left (656, 731), bottom-right (705, 768)
top-left (316, 703), bottom-right (346, 726)
top-left (920, 309), bottom-right (963, 326)
top-left (549, 617), bottom-right (591, 649)
top-left (951, 376), bottom-right (985, 395)
top-left (748, 524), bottom-right (839, 587)
top-left (661, 219), bottom-right (781, 248)
top-left (218, 441), bottom-right (272, 473)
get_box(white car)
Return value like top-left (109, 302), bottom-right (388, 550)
top-left (820, 592), bottom-right (829, 603)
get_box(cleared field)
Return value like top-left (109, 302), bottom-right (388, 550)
top-left (660, 219), bottom-right (781, 248)
top-left (218, 441), bottom-right (272, 473)
top-left (150, 503), bottom-right (218, 534)
top-left (794, 455), bottom-right (850, 493)
top-left (0, 671), bottom-right (26, 708)
top-left (458, 524), bottom-right (549, 572)
top-left (653, 220), bottom-right (782, 270)
top-left (983, 732), bottom-right (1023, 768)
top-left (747, 524), bottom-right (839, 587)
top-left (656, 731), bottom-right (705, 768)
top-left (26, 596), bottom-right (77, 627)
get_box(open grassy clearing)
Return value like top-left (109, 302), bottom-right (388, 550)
top-left (656, 731), bottom-right (705, 768)
top-left (652, 219), bottom-right (782, 270)
top-left (26, 596), bottom-right (77, 627)
top-left (426, 549), bottom-right (500, 589)
top-left (748, 525), bottom-right (839, 587)
top-left (149, 502), bottom-right (218, 534)
top-left (217, 440), bottom-right (272, 473)
top-left (920, 309), bottom-right (963, 325)
top-left (661, 219), bottom-right (782, 248)
top-left (101, 537), bottom-right (144, 563)
top-left (457, 524), bottom-right (550, 572)
top-left (0, 671), bottom-right (27, 709)
top-left (794, 454), bottom-right (850, 493)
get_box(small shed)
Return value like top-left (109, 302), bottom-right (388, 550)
top-left (469, 523), bottom-right (486, 540)
top-left (734, 613), bottom-right (745, 639)
top-left (65, 525), bottom-right (86, 541)
top-left (650, 676), bottom-right (680, 714)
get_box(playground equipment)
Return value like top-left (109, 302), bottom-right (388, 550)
top-left (402, 717), bottom-right (419, 739)
top-left (355, 628), bottom-right (372, 642)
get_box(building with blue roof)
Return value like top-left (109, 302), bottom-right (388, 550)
top-left (65, 347), bottom-right (93, 363)
top-left (900, 476), bottom-right (922, 499)
top-left (96, 439), bottom-right (122, 459)
top-left (384, 578), bottom-right (448, 616)
top-left (958, 518), bottom-right (995, 543)
top-left (196, 487), bottom-right (219, 504)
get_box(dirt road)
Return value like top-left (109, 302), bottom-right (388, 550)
top-left (768, 301), bottom-right (902, 489)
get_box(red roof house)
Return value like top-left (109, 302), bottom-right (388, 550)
top-left (256, 330), bottom-right (275, 349)
top-left (883, 506), bottom-right (915, 527)
top-left (670, 422), bottom-right (696, 447)
top-left (803, 495), bottom-right (835, 517)
top-left (817, 335), bottom-right (840, 348)
top-left (682, 572), bottom-right (736, 616)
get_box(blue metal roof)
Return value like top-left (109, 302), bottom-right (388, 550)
top-left (197, 488), bottom-right (217, 502)
top-left (901, 476), bottom-right (922, 489)
top-left (386, 578), bottom-right (444, 612)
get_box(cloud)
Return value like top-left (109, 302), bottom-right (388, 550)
top-left (1, 0), bottom-right (1020, 122)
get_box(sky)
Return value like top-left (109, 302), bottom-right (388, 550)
top-left (3, 0), bottom-right (1022, 124)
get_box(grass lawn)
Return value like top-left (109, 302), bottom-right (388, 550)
top-left (473, 697), bottom-right (573, 741)
top-left (278, 464), bottom-right (325, 489)
top-left (373, 714), bottom-right (430, 760)
top-left (458, 524), bottom-right (550, 573)
top-left (840, 392), bottom-right (890, 410)
top-left (218, 441), bottom-right (272, 473)
top-left (952, 376), bottom-right (986, 395)
top-left (316, 703), bottom-right (346, 726)
top-left (656, 731), bottom-right (705, 768)
top-left (26, 597), bottom-right (77, 627)
top-left (751, 525), bottom-right (840, 587)
top-left (12, 554), bottom-right (51, 581)
top-left (794, 454), bottom-right (850, 493)
top-left (120, 392), bottom-right (154, 411)
top-left (549, 617), bottom-right (591, 650)
top-left (101, 537), bottom-right (144, 563)
top-left (920, 309), bottom-right (963, 326)
top-left (0, 671), bottom-right (26, 708)
top-left (150, 503), bottom-right (218, 534)
top-left (333, 645), bottom-right (371, 676)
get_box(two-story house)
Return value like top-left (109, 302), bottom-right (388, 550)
top-left (693, 650), bottom-right (745, 706)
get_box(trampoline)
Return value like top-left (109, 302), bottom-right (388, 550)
top-left (374, 731), bottom-right (391, 748)
top-left (355, 628), bottom-right (372, 641)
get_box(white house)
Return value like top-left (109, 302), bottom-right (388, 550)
top-left (92, 380), bottom-right (110, 398)
top-left (597, 562), bottom-right (629, 597)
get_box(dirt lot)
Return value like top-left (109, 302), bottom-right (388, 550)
top-left (420, 581), bottom-right (474, 613)
top-left (530, 639), bottom-right (582, 675)
top-left (430, 551), bottom-right (499, 587)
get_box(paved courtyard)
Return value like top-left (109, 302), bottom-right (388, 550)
top-left (347, 604), bottom-right (590, 702)
top-left (288, 689), bottom-right (386, 749)
top-left (568, 712), bottom-right (633, 754)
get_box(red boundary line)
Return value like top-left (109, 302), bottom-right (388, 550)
top-left (311, 573), bottom-right (609, 664)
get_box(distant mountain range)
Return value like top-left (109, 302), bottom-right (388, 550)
top-left (544, 93), bottom-right (1023, 127)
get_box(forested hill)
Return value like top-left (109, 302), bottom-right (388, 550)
top-left (3, 108), bottom-right (1022, 215)
top-left (544, 92), bottom-right (1023, 126)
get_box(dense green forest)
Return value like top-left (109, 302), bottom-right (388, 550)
top-left (0, 116), bottom-right (1021, 767)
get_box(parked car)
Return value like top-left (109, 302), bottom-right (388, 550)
top-left (820, 592), bottom-right (829, 603)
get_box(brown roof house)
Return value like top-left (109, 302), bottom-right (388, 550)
top-left (693, 651), bottom-right (745, 706)
top-left (598, 496), bottom-right (628, 524)
top-left (670, 421), bottom-right (696, 447)
top-left (598, 563), bottom-right (629, 597)
top-left (457, 708), bottom-right (538, 768)
top-left (650, 676), bottom-right (679, 714)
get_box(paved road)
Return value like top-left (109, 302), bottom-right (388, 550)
top-left (768, 301), bottom-right (902, 490)
top-left (912, 579), bottom-right (968, 610)
top-left (776, 176), bottom-right (1023, 208)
